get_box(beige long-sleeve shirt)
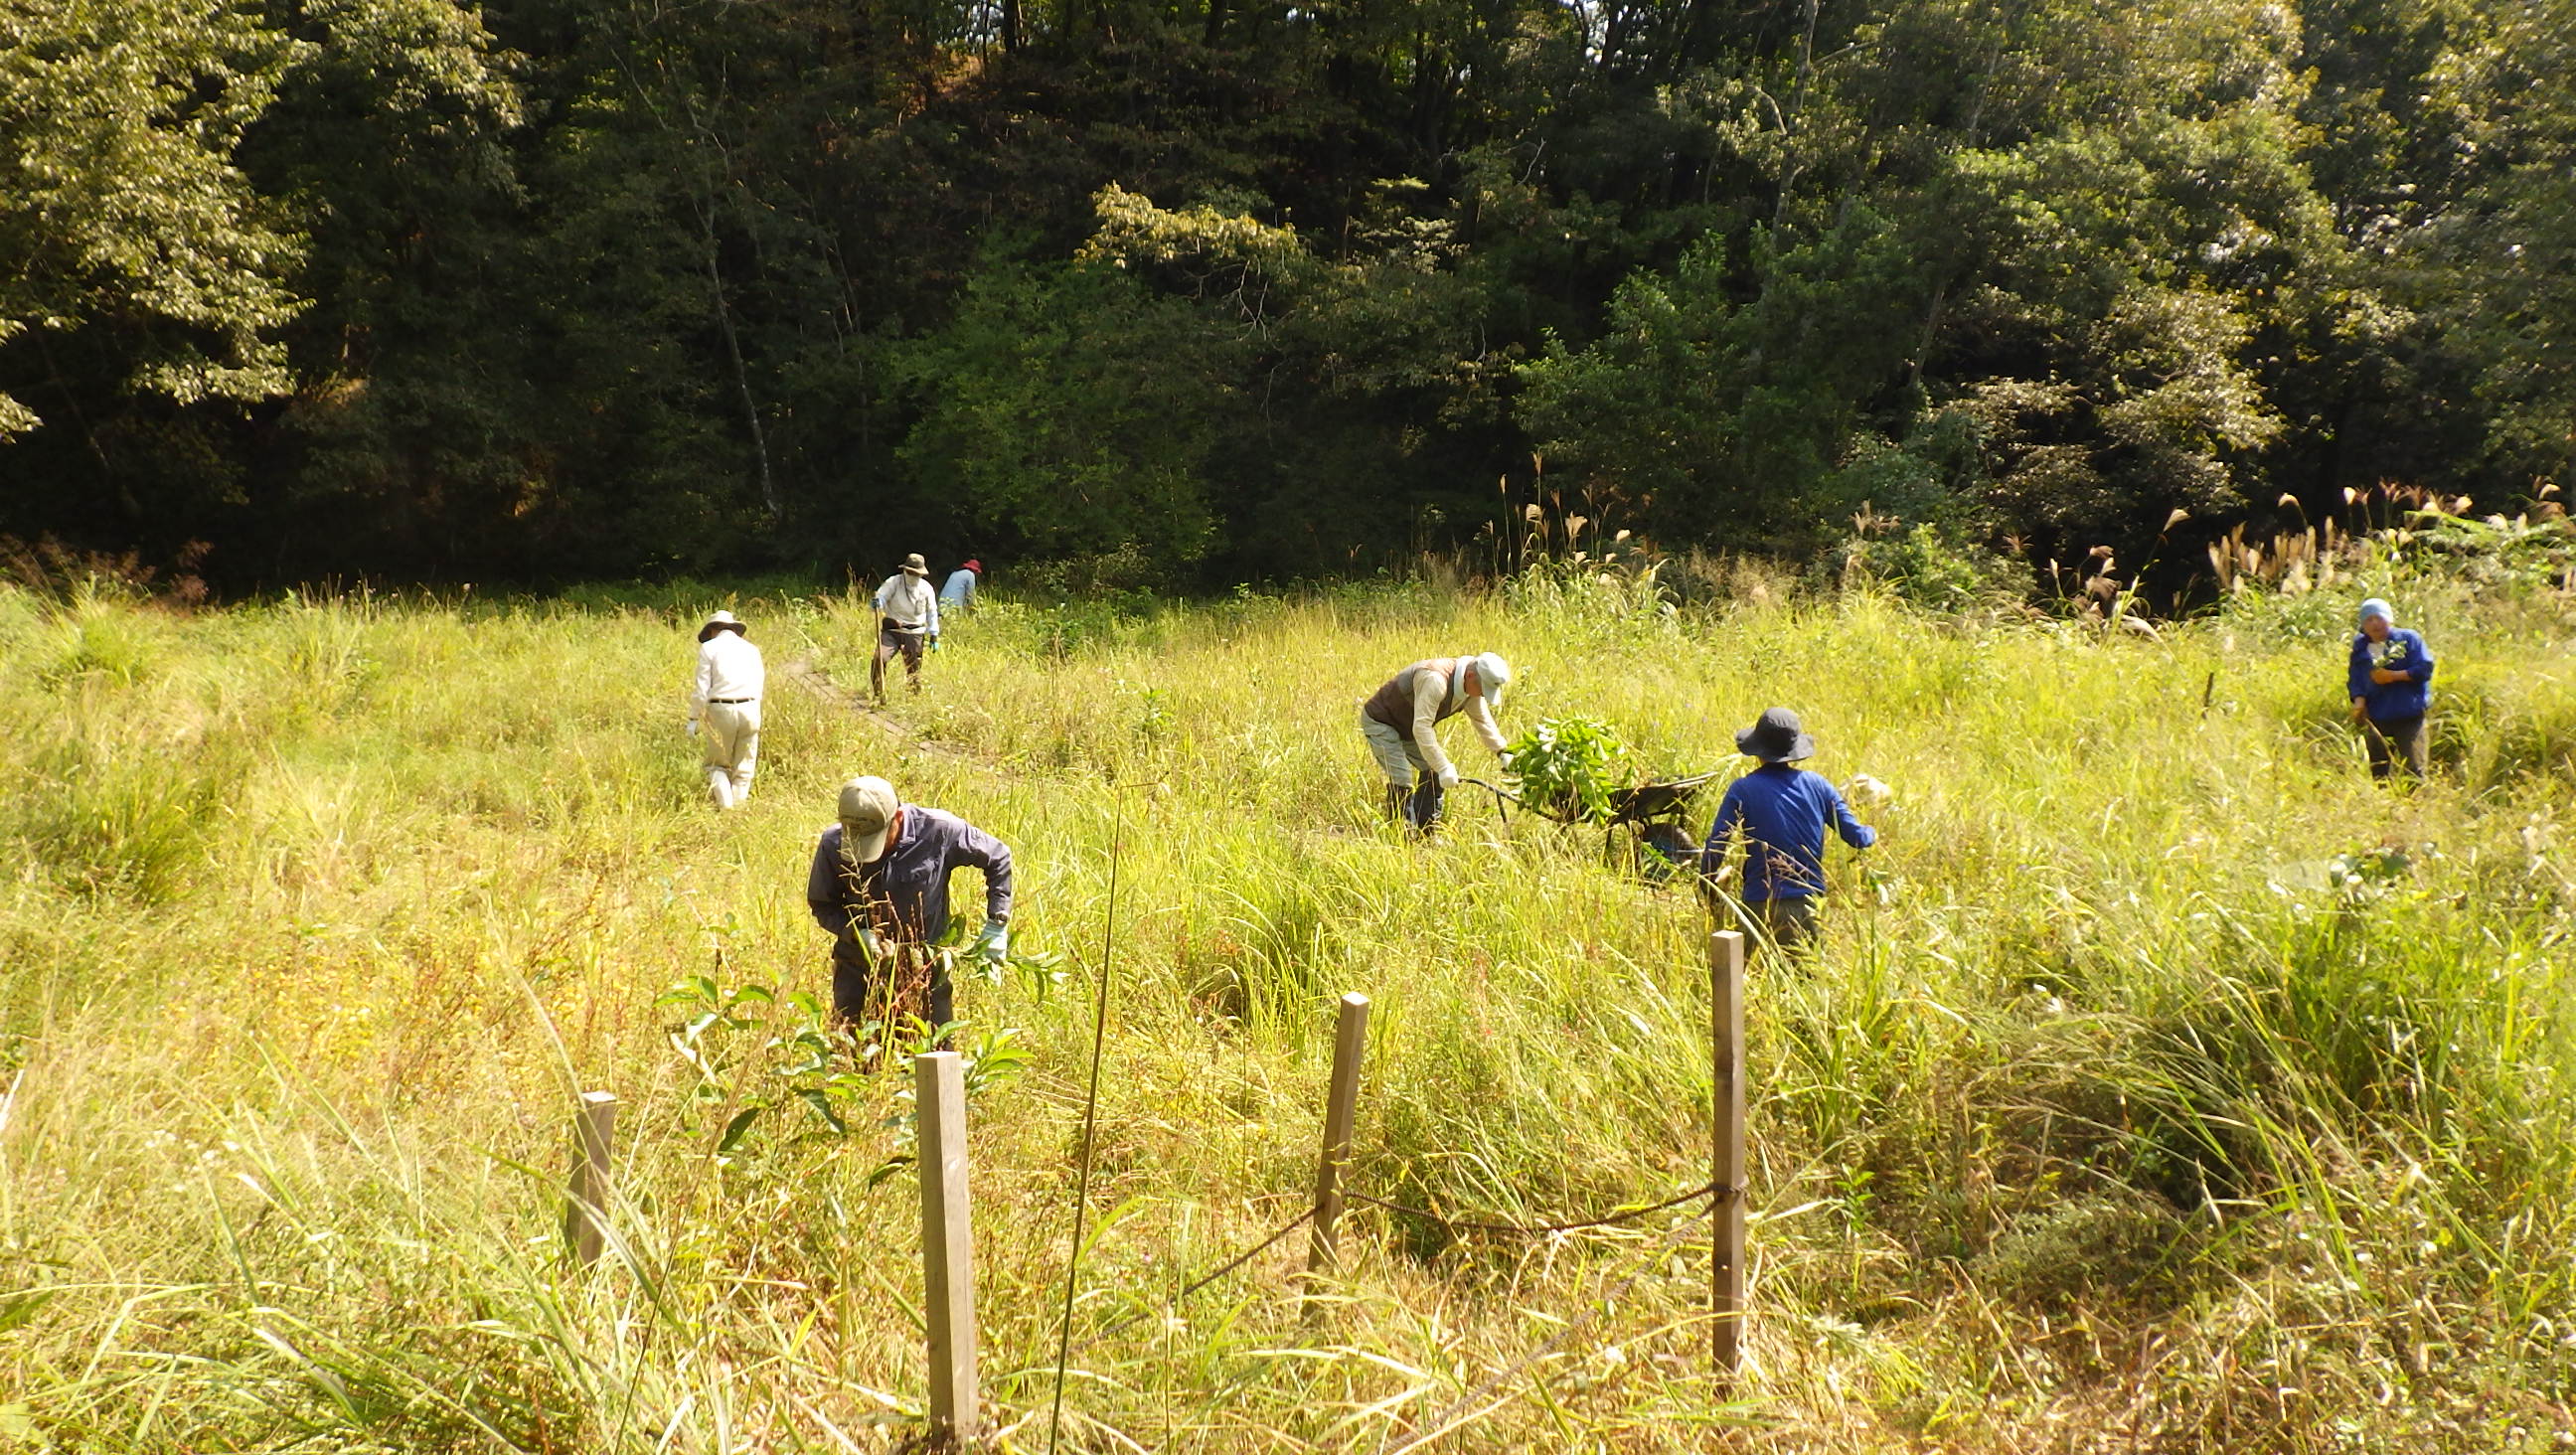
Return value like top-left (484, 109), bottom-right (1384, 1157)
top-left (690, 632), bottom-right (765, 721)
top-left (874, 573), bottom-right (940, 633)
top-left (1373, 660), bottom-right (1504, 778)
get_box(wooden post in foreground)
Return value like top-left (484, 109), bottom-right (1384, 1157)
top-left (1710, 930), bottom-right (1747, 1374)
top-left (565, 1091), bottom-right (617, 1268)
top-left (916, 1051), bottom-right (980, 1443)
top-left (1306, 993), bottom-right (1372, 1277)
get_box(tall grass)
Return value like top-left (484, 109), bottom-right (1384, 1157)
top-left (1, 571), bottom-right (2571, 1451)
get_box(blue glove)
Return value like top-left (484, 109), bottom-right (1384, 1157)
top-left (971, 919), bottom-right (1008, 965)
top-left (928, 634), bottom-right (942, 653)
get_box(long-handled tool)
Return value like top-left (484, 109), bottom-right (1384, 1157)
top-left (1461, 771), bottom-right (1721, 882)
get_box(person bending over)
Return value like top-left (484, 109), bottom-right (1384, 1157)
top-left (805, 775), bottom-right (1011, 1034)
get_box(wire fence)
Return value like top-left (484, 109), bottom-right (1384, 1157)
top-left (1079, 1177), bottom-right (1727, 1353)
top-left (1346, 1178), bottom-right (1733, 1236)
top-left (1173, 1207), bottom-right (1313, 1302)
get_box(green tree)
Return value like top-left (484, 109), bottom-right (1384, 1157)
top-left (891, 258), bottom-right (1241, 563)
top-left (0, 0), bottom-right (305, 439)
top-left (2433, 0), bottom-right (2576, 491)
top-left (1518, 207), bottom-right (1937, 550)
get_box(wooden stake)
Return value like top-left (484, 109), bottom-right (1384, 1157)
top-left (1711, 929), bottom-right (1746, 1374)
top-left (1306, 993), bottom-right (1371, 1276)
top-left (916, 1051), bottom-right (980, 1443)
top-left (565, 1091), bottom-right (617, 1268)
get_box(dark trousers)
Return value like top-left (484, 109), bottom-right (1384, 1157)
top-left (2363, 715), bottom-right (2428, 779)
top-left (830, 937), bottom-right (953, 1031)
top-left (1381, 778), bottom-right (1447, 832)
top-left (872, 623), bottom-right (925, 696)
top-left (1405, 777), bottom-right (1445, 830)
top-left (1744, 894), bottom-right (1819, 951)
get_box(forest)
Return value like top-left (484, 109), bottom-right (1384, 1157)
top-left (3, 0), bottom-right (2572, 588)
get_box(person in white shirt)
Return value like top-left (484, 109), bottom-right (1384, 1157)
top-left (871, 554), bottom-right (941, 699)
top-left (939, 559), bottom-right (981, 612)
top-left (687, 610), bottom-right (765, 809)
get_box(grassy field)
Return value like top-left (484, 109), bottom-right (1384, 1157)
top-left (3, 565), bottom-right (2574, 1453)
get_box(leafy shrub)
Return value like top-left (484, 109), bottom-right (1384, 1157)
top-left (2216, 581), bottom-right (2357, 643)
top-left (1842, 522), bottom-right (2028, 610)
top-left (2385, 507), bottom-right (2576, 593)
top-left (1503, 716), bottom-right (1635, 824)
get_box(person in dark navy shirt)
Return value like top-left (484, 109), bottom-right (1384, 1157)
top-left (806, 775), bottom-right (1013, 1031)
top-left (1699, 708), bottom-right (1878, 951)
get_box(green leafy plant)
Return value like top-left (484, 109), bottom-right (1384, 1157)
top-left (657, 975), bottom-right (868, 1155)
top-left (1503, 716), bottom-right (1636, 825)
top-left (658, 963), bottom-right (1037, 1163)
top-left (970, 944), bottom-right (1068, 1006)
top-left (2327, 846), bottom-right (2413, 903)
top-left (2394, 506), bottom-right (2576, 592)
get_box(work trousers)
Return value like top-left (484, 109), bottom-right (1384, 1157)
top-left (829, 935), bottom-right (954, 1033)
top-left (2363, 714), bottom-right (2428, 780)
top-left (700, 701), bottom-right (760, 809)
top-left (1360, 710), bottom-right (1446, 830)
top-left (1737, 894), bottom-right (1820, 953)
top-left (873, 623), bottom-right (926, 696)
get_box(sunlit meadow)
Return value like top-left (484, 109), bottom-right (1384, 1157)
top-left (2, 564), bottom-right (2572, 1452)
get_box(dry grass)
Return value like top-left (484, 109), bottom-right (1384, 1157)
top-left (1, 570), bottom-right (2572, 1452)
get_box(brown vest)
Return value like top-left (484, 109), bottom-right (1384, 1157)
top-left (1363, 658), bottom-right (1461, 740)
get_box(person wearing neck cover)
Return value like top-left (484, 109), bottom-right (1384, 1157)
top-left (871, 554), bottom-right (941, 699)
top-left (1698, 707), bottom-right (1878, 952)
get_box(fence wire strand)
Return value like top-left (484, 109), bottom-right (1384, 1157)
top-left (1344, 1180), bottom-right (1734, 1236)
top-left (1076, 1180), bottom-right (1730, 1350)
top-left (1081, 1205), bottom-right (1317, 1346)
top-left (1176, 1207), bottom-right (1315, 1301)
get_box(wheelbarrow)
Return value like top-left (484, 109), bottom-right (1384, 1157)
top-left (1460, 770), bottom-right (1722, 881)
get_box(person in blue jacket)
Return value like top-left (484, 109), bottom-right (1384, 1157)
top-left (2348, 597), bottom-right (2434, 780)
top-left (1699, 708), bottom-right (1878, 951)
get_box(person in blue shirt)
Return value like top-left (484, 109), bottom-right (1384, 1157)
top-left (2347, 597), bottom-right (2435, 780)
top-left (939, 559), bottom-right (981, 612)
top-left (1699, 708), bottom-right (1878, 951)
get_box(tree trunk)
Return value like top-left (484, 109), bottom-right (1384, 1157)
top-left (696, 200), bottom-right (778, 523)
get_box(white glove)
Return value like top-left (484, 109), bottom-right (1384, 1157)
top-left (853, 926), bottom-right (888, 961)
top-left (1847, 773), bottom-right (1892, 807)
top-left (1437, 765), bottom-right (1460, 790)
top-left (686, 720), bottom-right (699, 736)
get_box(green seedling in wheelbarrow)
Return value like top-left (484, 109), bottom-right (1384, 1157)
top-left (1463, 716), bottom-right (1717, 881)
